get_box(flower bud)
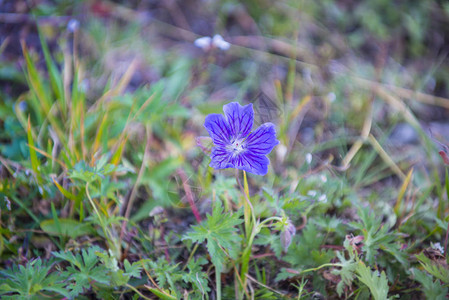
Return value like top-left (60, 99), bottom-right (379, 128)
top-left (280, 220), bottom-right (296, 252)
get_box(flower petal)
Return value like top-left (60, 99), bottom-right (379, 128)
top-left (212, 34), bottom-right (230, 50)
top-left (194, 36), bottom-right (212, 50)
top-left (209, 146), bottom-right (233, 169)
top-left (232, 152), bottom-right (269, 176)
top-left (245, 123), bottom-right (279, 155)
top-left (204, 114), bottom-right (232, 147)
top-left (223, 102), bottom-right (254, 140)
top-left (209, 147), bottom-right (270, 175)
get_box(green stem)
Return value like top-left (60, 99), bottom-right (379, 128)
top-left (238, 170), bottom-right (256, 294)
top-left (242, 170), bottom-right (252, 237)
top-left (216, 266), bottom-right (222, 300)
top-left (239, 218), bottom-right (267, 285)
top-left (239, 216), bottom-right (286, 297)
top-left (86, 182), bottom-right (116, 254)
top-left (182, 243), bottom-right (199, 271)
top-left (236, 171), bottom-right (280, 297)
top-left (300, 263), bottom-right (344, 274)
top-left (125, 284), bottom-right (154, 300)
top-left (259, 216), bottom-right (283, 227)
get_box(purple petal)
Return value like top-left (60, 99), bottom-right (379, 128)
top-left (234, 152), bottom-right (269, 176)
top-left (245, 123), bottom-right (279, 155)
top-left (209, 147), bottom-right (270, 175)
top-left (223, 102), bottom-right (254, 140)
top-left (209, 146), bottom-right (233, 169)
top-left (204, 114), bottom-right (232, 147)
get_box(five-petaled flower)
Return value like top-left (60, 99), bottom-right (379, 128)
top-left (204, 102), bottom-right (279, 176)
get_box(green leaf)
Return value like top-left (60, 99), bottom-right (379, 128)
top-left (38, 27), bottom-right (65, 113)
top-left (412, 268), bottom-right (448, 300)
top-left (124, 259), bottom-right (145, 279)
top-left (96, 250), bottom-right (147, 287)
top-left (416, 252), bottom-right (449, 284)
top-left (182, 257), bottom-right (210, 295)
top-left (52, 246), bottom-right (110, 297)
top-left (183, 203), bottom-right (243, 271)
top-left (26, 117), bottom-right (43, 191)
top-left (147, 258), bottom-right (182, 289)
top-left (356, 261), bottom-right (390, 300)
top-left (0, 258), bottom-right (69, 298)
top-left (41, 218), bottom-right (95, 238)
top-left (332, 239), bottom-right (358, 297)
top-left (282, 223), bottom-right (334, 273)
top-left (254, 227), bottom-right (283, 258)
top-left (350, 207), bottom-right (408, 267)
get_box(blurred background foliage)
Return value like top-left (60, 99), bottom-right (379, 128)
top-left (0, 0), bottom-right (449, 298)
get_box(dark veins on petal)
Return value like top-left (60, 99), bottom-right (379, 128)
top-left (204, 114), bottom-right (232, 146)
top-left (211, 147), bottom-right (232, 167)
top-left (224, 103), bottom-right (253, 139)
top-left (242, 152), bottom-right (264, 169)
top-left (212, 120), bottom-right (231, 143)
top-left (205, 102), bottom-right (278, 175)
top-left (246, 123), bottom-right (279, 155)
top-left (230, 110), bottom-right (251, 137)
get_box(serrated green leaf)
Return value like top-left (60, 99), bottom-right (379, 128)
top-left (182, 257), bottom-right (210, 295)
top-left (0, 258), bottom-right (69, 298)
top-left (416, 252), bottom-right (449, 284)
top-left (283, 224), bottom-right (334, 270)
top-left (183, 203), bottom-right (242, 271)
top-left (412, 268), bottom-right (448, 300)
top-left (350, 207), bottom-right (407, 267)
top-left (356, 261), bottom-right (390, 300)
top-left (52, 246), bottom-right (110, 296)
top-left (332, 248), bottom-right (358, 297)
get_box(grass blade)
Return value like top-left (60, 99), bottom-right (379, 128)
top-left (394, 168), bottom-right (414, 216)
top-left (27, 116), bottom-right (43, 192)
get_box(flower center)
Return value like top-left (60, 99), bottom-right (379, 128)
top-left (228, 138), bottom-right (246, 155)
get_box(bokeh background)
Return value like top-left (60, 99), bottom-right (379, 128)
top-left (1, 0), bottom-right (449, 298)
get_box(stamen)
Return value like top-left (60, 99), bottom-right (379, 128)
top-left (228, 138), bottom-right (246, 154)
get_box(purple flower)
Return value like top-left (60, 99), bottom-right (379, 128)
top-left (204, 102), bottom-right (279, 176)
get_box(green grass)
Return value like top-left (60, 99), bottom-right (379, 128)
top-left (0, 0), bottom-right (449, 299)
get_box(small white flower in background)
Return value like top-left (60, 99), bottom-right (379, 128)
top-left (194, 34), bottom-right (230, 51)
top-left (4, 196), bottom-right (11, 211)
top-left (305, 153), bottom-right (312, 165)
top-left (431, 242), bottom-right (444, 254)
top-left (194, 36), bottom-right (212, 50)
top-left (212, 34), bottom-right (230, 50)
top-left (318, 194), bottom-right (327, 203)
top-left (149, 206), bottom-right (164, 217)
top-left (327, 92), bottom-right (336, 103)
top-left (276, 143), bottom-right (287, 161)
top-left (320, 174), bottom-right (327, 183)
top-left (67, 19), bottom-right (80, 32)
top-left (307, 190), bottom-right (317, 197)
